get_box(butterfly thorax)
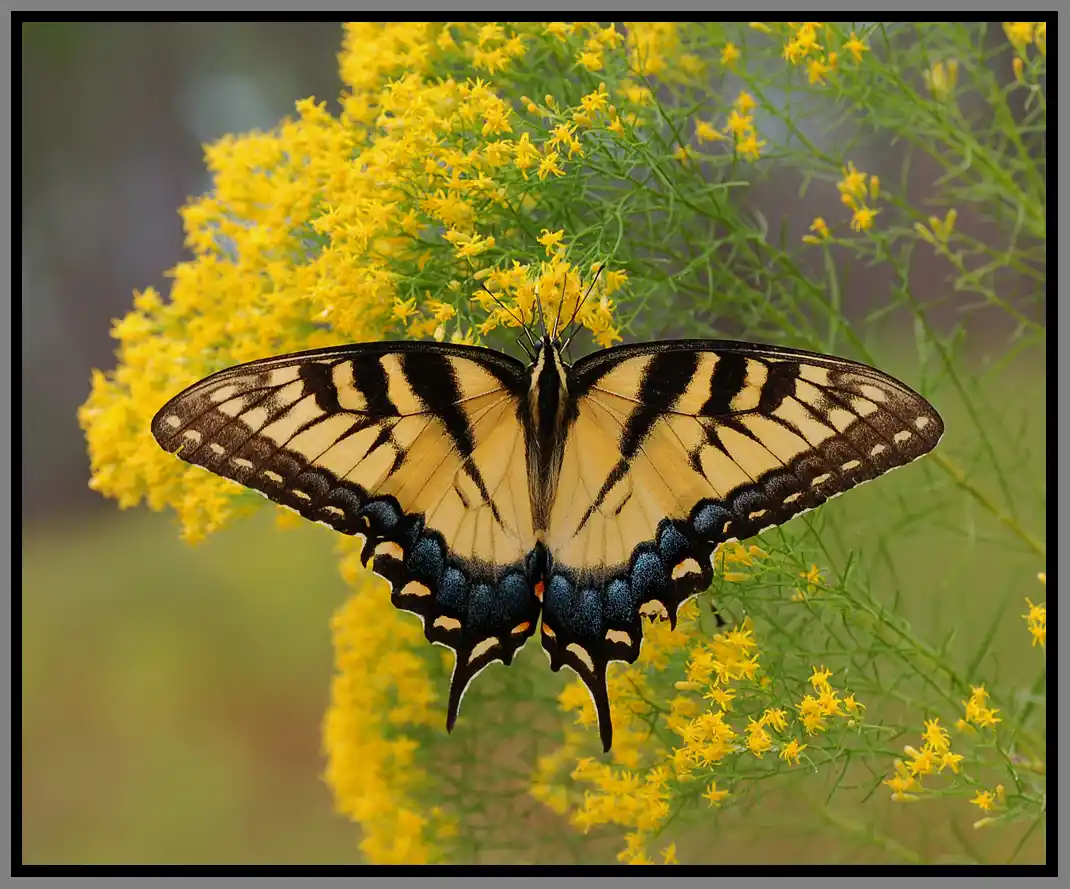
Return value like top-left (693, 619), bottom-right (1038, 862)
top-left (525, 336), bottom-right (573, 532)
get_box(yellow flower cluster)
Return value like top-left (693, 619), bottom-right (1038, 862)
top-left (324, 543), bottom-right (457, 863)
top-left (837, 161), bottom-right (881, 234)
top-left (924, 60), bottom-right (959, 102)
top-left (749, 22), bottom-right (868, 85)
top-left (804, 158), bottom-right (885, 243)
top-left (1006, 22), bottom-right (1047, 82)
top-left (883, 717), bottom-right (965, 801)
top-left (1003, 22), bottom-right (1047, 58)
top-left (970, 783), bottom-right (1006, 816)
top-left (540, 548), bottom-right (767, 862)
top-left (915, 208), bottom-right (958, 248)
top-left (1023, 573), bottom-right (1046, 648)
top-left (469, 22), bottom-right (528, 75)
top-left (1023, 598), bottom-right (1046, 648)
top-left (884, 685), bottom-right (1004, 813)
top-left (476, 257), bottom-right (625, 348)
top-left (958, 685), bottom-right (1002, 731)
top-left (538, 538), bottom-right (874, 863)
top-left (792, 564), bottom-right (823, 601)
top-left (796, 665), bottom-right (865, 735)
top-left (624, 21), bottom-right (681, 78)
top-left (80, 22), bottom-right (633, 545)
top-left (802, 217), bottom-right (830, 245)
top-left (693, 90), bottom-right (765, 161)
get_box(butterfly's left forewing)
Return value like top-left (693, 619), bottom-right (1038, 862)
top-left (541, 341), bottom-right (943, 749)
top-left (151, 342), bottom-right (541, 728)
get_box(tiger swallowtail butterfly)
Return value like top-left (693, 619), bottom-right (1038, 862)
top-left (153, 299), bottom-right (942, 751)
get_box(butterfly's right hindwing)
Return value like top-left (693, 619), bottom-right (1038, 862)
top-left (151, 342), bottom-right (542, 730)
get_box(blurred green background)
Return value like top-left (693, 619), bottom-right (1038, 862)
top-left (22, 22), bottom-right (362, 864)
top-left (22, 22), bottom-right (1044, 864)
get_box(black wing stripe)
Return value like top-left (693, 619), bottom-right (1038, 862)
top-left (300, 361), bottom-right (344, 414)
top-left (352, 356), bottom-right (401, 417)
top-left (757, 359), bottom-right (800, 416)
top-left (619, 350), bottom-right (700, 458)
top-left (699, 352), bottom-right (748, 417)
top-left (403, 351), bottom-right (476, 456)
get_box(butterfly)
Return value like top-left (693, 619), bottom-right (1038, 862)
top-left (151, 287), bottom-right (943, 752)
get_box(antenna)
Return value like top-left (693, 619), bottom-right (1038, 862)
top-left (478, 282), bottom-right (536, 350)
top-left (551, 268), bottom-right (569, 340)
top-left (532, 272), bottom-right (548, 338)
top-left (559, 262), bottom-right (606, 352)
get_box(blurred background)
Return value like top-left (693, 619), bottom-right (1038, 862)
top-left (22, 22), bottom-right (361, 863)
top-left (22, 22), bottom-right (1044, 864)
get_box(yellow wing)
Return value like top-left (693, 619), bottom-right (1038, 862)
top-left (540, 340), bottom-right (943, 749)
top-left (152, 342), bottom-right (539, 728)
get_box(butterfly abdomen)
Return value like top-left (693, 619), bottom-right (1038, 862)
top-left (525, 337), bottom-right (573, 531)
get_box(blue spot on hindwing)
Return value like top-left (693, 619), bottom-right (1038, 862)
top-left (438, 567), bottom-right (467, 614)
top-left (571, 588), bottom-right (602, 638)
top-left (408, 537), bottom-right (444, 582)
top-left (657, 523), bottom-right (691, 564)
top-left (692, 501), bottom-right (732, 538)
top-left (545, 575), bottom-right (573, 616)
top-left (604, 579), bottom-right (634, 624)
top-left (731, 487), bottom-right (767, 517)
top-left (497, 573), bottom-right (530, 620)
top-left (631, 551), bottom-right (667, 599)
top-left (361, 499), bottom-right (400, 532)
top-left (468, 582), bottom-right (495, 631)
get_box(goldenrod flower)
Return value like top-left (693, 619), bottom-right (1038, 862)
top-left (915, 208), bottom-right (957, 246)
top-left (842, 694), bottom-right (864, 716)
top-left (544, 22), bottom-right (571, 41)
top-left (925, 60), bottom-right (959, 101)
top-left (843, 31), bottom-right (868, 62)
top-left (537, 150), bottom-right (566, 180)
top-left (720, 42), bottom-right (741, 67)
top-left (734, 90), bottom-right (757, 114)
top-left (537, 228), bottom-right (566, 256)
top-left (850, 205), bottom-right (879, 232)
top-left (1023, 597), bottom-right (1046, 648)
top-left (695, 119), bottom-right (724, 144)
top-left (703, 781), bottom-right (730, 806)
top-left (735, 132), bottom-right (766, 161)
top-left (807, 55), bottom-right (833, 84)
top-left (780, 739), bottom-right (807, 765)
top-left (809, 665), bottom-right (833, 691)
top-left (580, 83), bottom-right (610, 116)
top-left (922, 718), bottom-right (951, 753)
top-left (963, 685), bottom-right (1002, 728)
top-left (578, 49), bottom-right (604, 71)
top-left (884, 759), bottom-right (921, 798)
top-left (725, 110), bottom-right (754, 138)
top-left (838, 161), bottom-right (868, 202)
top-left (1003, 21), bottom-right (1037, 49)
top-left (793, 562), bottom-right (824, 596)
top-left (704, 686), bottom-right (736, 711)
top-left (939, 751), bottom-right (964, 774)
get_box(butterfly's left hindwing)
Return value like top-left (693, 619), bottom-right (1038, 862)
top-left (151, 342), bottom-right (541, 729)
top-left (541, 341), bottom-right (944, 750)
